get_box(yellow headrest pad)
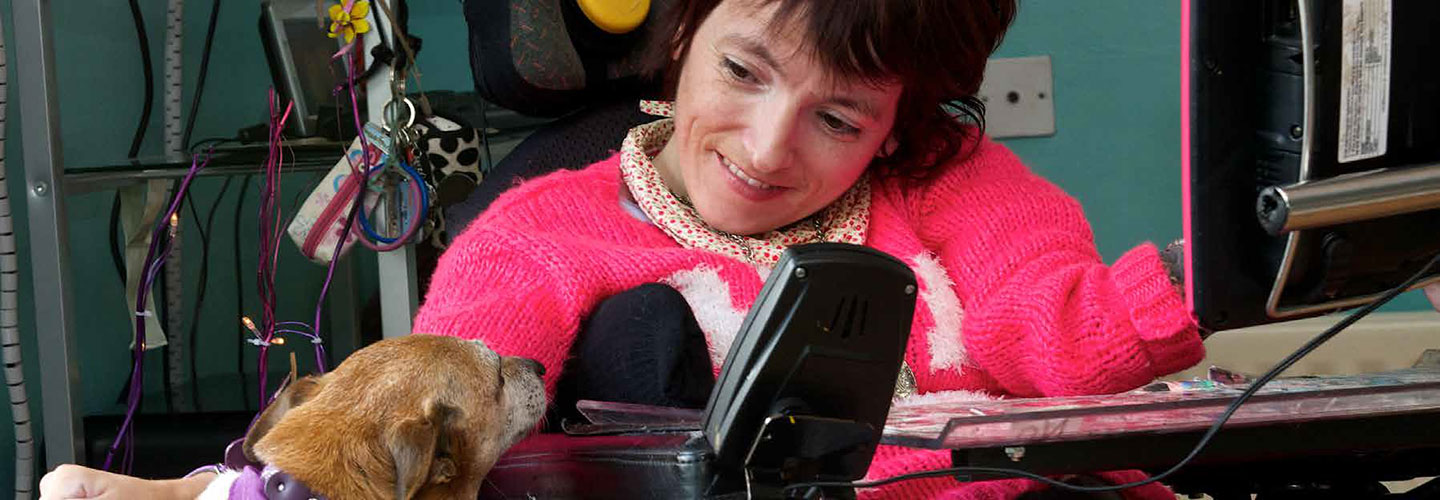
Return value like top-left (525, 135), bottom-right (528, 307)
top-left (576, 0), bottom-right (651, 34)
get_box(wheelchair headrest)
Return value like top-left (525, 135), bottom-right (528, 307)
top-left (464, 0), bottom-right (668, 117)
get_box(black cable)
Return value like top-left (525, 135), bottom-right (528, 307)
top-left (186, 177), bottom-right (234, 412)
top-left (183, 191), bottom-right (204, 411)
top-left (188, 137), bottom-right (240, 154)
top-left (367, 4), bottom-right (390, 69)
top-left (107, 192), bottom-right (133, 409)
top-left (292, 171), bottom-right (324, 217)
top-left (233, 175), bottom-right (253, 412)
top-left (117, 0), bottom-right (153, 414)
top-left (179, 0), bottom-right (223, 152)
top-left (126, 0), bottom-right (154, 161)
top-left (478, 98), bottom-right (494, 173)
top-left (114, 0), bottom-right (166, 286)
top-left (356, 15), bottom-right (392, 84)
top-left (783, 251), bottom-right (1440, 496)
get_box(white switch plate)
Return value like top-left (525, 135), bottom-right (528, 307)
top-left (976, 56), bottom-right (1055, 138)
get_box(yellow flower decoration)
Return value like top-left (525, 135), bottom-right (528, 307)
top-left (328, 1), bottom-right (372, 44)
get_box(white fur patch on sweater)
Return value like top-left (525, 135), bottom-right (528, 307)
top-left (891, 388), bottom-right (999, 408)
top-left (662, 266), bottom-right (748, 370)
top-left (195, 469), bottom-right (240, 500)
top-left (912, 252), bottom-right (968, 373)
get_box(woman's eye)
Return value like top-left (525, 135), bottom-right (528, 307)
top-left (820, 112), bottom-right (860, 136)
top-left (722, 58), bottom-right (756, 82)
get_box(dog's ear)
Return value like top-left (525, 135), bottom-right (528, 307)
top-left (389, 397), bottom-right (463, 500)
top-left (243, 375), bottom-right (324, 463)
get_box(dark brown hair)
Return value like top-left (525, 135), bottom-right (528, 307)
top-left (643, 0), bottom-right (1017, 178)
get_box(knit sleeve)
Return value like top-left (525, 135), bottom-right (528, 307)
top-left (412, 225), bottom-right (587, 398)
top-left (859, 445), bottom-right (1176, 499)
top-left (915, 139), bottom-right (1203, 397)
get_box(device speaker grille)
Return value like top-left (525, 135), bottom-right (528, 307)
top-left (825, 296), bottom-right (870, 340)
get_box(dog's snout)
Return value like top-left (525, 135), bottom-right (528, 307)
top-left (518, 357), bottom-right (545, 376)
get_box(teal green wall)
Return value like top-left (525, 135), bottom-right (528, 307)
top-left (995, 1), bottom-right (1184, 261)
top-left (1, 0), bottom-right (1433, 494)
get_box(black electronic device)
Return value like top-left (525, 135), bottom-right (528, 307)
top-left (702, 243), bottom-right (917, 495)
top-left (260, 0), bottom-right (349, 138)
top-left (1184, 0), bottom-right (1440, 332)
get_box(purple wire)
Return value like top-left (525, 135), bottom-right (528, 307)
top-left (255, 103), bottom-right (273, 408)
top-left (270, 329), bottom-right (327, 371)
top-left (257, 92), bottom-right (283, 408)
top-left (315, 344), bottom-right (328, 372)
top-left (306, 50), bottom-right (372, 375)
top-left (275, 321), bottom-right (315, 331)
top-left (101, 75), bottom-right (342, 465)
top-left (124, 429), bottom-right (134, 474)
top-left (255, 89), bottom-right (298, 409)
top-left (103, 152), bottom-right (211, 472)
top-left (140, 244), bottom-right (176, 288)
top-left (249, 49), bottom-right (366, 410)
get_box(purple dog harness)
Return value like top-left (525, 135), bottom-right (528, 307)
top-left (187, 438), bottom-right (327, 500)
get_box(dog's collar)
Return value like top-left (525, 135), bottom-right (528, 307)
top-left (215, 438), bottom-right (328, 500)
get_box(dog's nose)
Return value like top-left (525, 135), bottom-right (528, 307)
top-left (515, 357), bottom-right (545, 376)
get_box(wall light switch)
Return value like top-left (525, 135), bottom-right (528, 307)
top-left (977, 56), bottom-right (1055, 138)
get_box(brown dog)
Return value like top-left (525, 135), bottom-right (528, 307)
top-left (198, 334), bottom-right (547, 499)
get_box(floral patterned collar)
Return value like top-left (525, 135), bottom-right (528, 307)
top-left (618, 101), bottom-right (870, 268)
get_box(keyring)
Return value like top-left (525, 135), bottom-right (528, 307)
top-left (382, 97), bottom-right (417, 133)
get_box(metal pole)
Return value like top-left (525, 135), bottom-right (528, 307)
top-left (13, 0), bottom-right (83, 467)
top-left (363, 1), bottom-right (418, 339)
top-left (1258, 163), bottom-right (1440, 235)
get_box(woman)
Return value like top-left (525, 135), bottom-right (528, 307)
top-left (415, 0), bottom-right (1193, 497)
top-left (39, 0), bottom-right (1440, 498)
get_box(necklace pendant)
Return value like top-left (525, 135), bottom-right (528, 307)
top-left (894, 361), bottom-right (917, 399)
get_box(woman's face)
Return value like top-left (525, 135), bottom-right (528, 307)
top-left (652, 0), bottom-right (902, 236)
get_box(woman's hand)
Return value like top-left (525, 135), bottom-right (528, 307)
top-left (39, 464), bottom-right (214, 500)
top-left (1426, 283), bottom-right (1440, 313)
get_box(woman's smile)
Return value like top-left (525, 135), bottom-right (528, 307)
top-left (716, 150), bottom-right (787, 201)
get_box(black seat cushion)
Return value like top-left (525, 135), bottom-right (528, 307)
top-left (445, 99), bottom-right (661, 240)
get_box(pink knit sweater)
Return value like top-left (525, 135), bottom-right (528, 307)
top-left (414, 137), bottom-right (1204, 498)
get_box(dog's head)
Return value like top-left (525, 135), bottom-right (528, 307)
top-left (242, 335), bottom-right (546, 500)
